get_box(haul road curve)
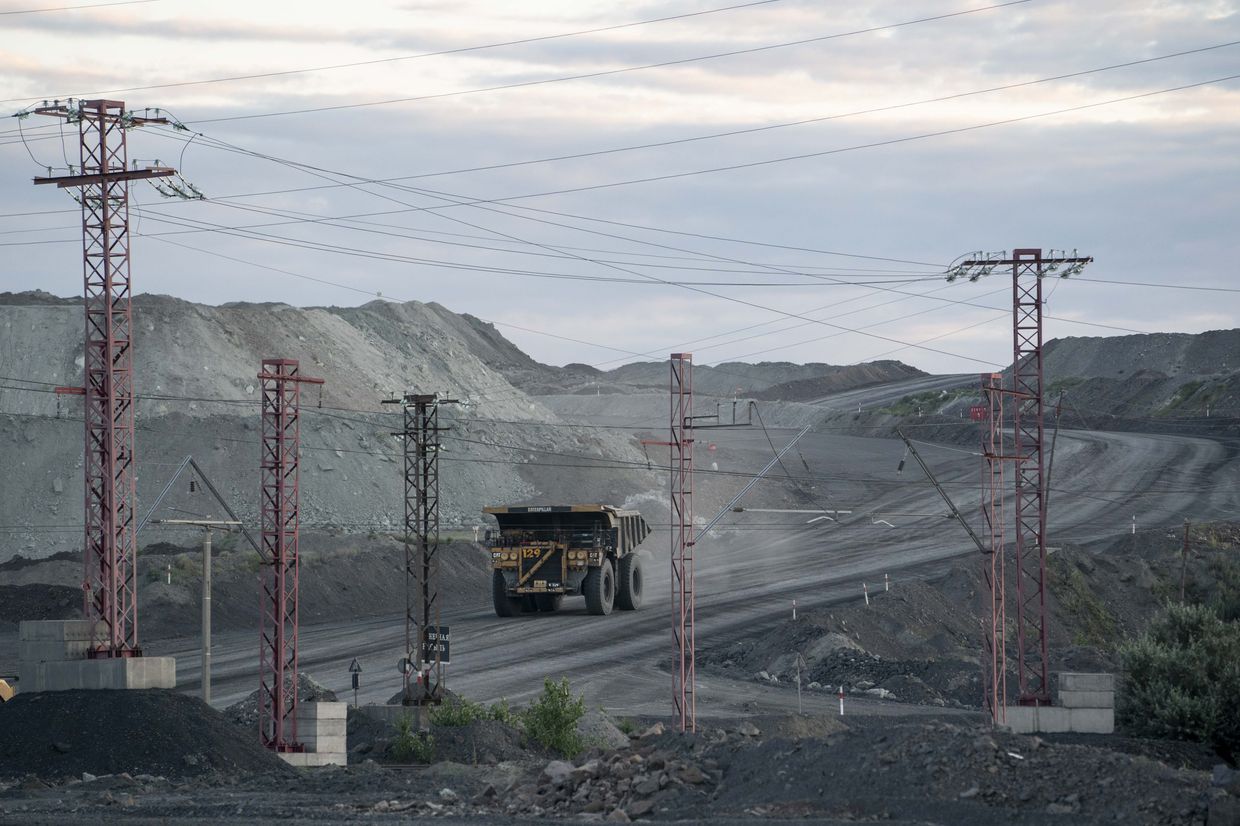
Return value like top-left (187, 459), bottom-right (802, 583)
top-left (160, 376), bottom-right (1238, 717)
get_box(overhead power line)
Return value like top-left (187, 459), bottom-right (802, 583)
top-left (36, 37), bottom-right (1222, 231)
top-left (181, 1), bottom-right (1033, 125)
top-left (1, 0), bottom-right (787, 104)
top-left (1, 0), bottom-right (155, 15)
top-left (209, 40), bottom-right (1240, 184)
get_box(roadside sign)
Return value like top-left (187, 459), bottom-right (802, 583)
top-left (969, 405), bottom-right (988, 421)
top-left (397, 656), bottom-right (414, 676)
top-left (348, 658), bottom-right (362, 706)
top-left (421, 625), bottom-right (451, 665)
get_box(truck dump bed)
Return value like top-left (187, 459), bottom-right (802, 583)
top-left (483, 504), bottom-right (649, 553)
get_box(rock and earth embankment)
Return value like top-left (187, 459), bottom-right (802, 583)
top-left (3, 524), bottom-right (1238, 823)
top-left (700, 522), bottom-right (1240, 713)
top-left (0, 291), bottom-right (925, 566)
top-left (2, 697), bottom-right (1236, 824)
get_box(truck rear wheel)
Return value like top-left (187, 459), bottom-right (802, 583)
top-left (535, 594), bottom-right (563, 613)
top-left (583, 559), bottom-right (615, 616)
top-left (616, 554), bottom-right (643, 611)
top-left (492, 570), bottom-right (522, 617)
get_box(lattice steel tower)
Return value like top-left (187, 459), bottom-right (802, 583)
top-left (669, 354), bottom-right (696, 732)
top-left (32, 99), bottom-right (174, 657)
top-left (388, 393), bottom-right (456, 705)
top-left (257, 358), bottom-right (322, 751)
top-left (949, 248), bottom-right (1092, 705)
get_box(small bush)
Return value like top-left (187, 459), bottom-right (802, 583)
top-left (429, 696), bottom-right (519, 728)
top-left (1119, 602), bottom-right (1240, 758)
top-left (488, 697), bottom-right (518, 726)
top-left (430, 697), bottom-right (488, 727)
top-left (616, 718), bottom-right (636, 735)
top-left (523, 677), bottom-right (586, 758)
top-left (390, 713), bottom-right (435, 763)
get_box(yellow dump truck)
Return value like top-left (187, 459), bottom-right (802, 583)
top-left (484, 505), bottom-right (650, 617)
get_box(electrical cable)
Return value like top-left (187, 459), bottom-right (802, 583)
top-left (181, 2), bottom-right (1034, 125)
top-left (0, 0), bottom-right (788, 104)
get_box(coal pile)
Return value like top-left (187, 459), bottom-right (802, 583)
top-left (806, 648), bottom-right (980, 708)
top-left (0, 690), bottom-right (294, 780)
top-left (225, 672), bottom-right (338, 730)
top-left (710, 718), bottom-right (1214, 824)
top-left (0, 584), bottom-right (79, 629)
top-left (431, 718), bottom-right (532, 766)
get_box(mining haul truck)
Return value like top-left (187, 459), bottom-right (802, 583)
top-left (485, 504), bottom-right (649, 617)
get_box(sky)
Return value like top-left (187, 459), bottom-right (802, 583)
top-left (1, 0), bottom-right (1237, 374)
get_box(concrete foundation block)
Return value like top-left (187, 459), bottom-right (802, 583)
top-left (300, 736), bottom-right (347, 754)
top-left (294, 702), bottom-right (350, 756)
top-left (23, 656), bottom-right (177, 692)
top-left (298, 718), bottom-right (347, 738)
top-left (1059, 689), bottom-right (1115, 709)
top-left (297, 701), bottom-right (347, 720)
top-left (1002, 705), bottom-right (1071, 734)
top-left (18, 620), bottom-right (101, 643)
top-left (280, 751), bottom-right (346, 768)
top-left (1058, 673), bottom-right (1115, 692)
top-left (1069, 707), bottom-right (1115, 734)
top-left (18, 640), bottom-right (94, 663)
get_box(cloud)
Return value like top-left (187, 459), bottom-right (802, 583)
top-left (1, 0), bottom-right (1238, 376)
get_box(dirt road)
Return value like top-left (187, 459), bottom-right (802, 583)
top-left (142, 375), bottom-right (1237, 720)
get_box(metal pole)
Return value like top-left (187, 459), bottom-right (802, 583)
top-left (1180, 520), bottom-right (1190, 603)
top-left (202, 528), bottom-right (212, 705)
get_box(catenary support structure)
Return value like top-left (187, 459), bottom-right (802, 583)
top-left (979, 372), bottom-right (1008, 721)
top-left (669, 354), bottom-right (695, 732)
top-left (258, 358), bottom-right (323, 751)
top-left (31, 99), bottom-right (174, 658)
top-left (387, 393), bottom-right (457, 705)
top-left (949, 249), bottom-right (1092, 705)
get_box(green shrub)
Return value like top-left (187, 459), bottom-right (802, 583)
top-left (616, 718), bottom-right (636, 735)
top-left (1049, 555), bottom-right (1116, 646)
top-left (1210, 558), bottom-right (1240, 623)
top-left (430, 697), bottom-right (487, 727)
top-left (523, 677), bottom-right (586, 758)
top-left (1119, 602), bottom-right (1240, 757)
top-left (389, 713), bottom-right (435, 763)
top-left (488, 697), bottom-right (518, 726)
top-left (430, 696), bottom-right (521, 728)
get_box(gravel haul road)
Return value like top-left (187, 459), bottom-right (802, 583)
top-left (159, 377), bottom-right (1238, 718)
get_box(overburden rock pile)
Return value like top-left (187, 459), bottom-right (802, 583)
top-left (0, 689), bottom-right (294, 781)
top-left (0, 292), bottom-right (655, 562)
top-left (225, 672), bottom-right (338, 730)
top-left (473, 717), bottom-right (1222, 824)
top-left (700, 579), bottom-right (982, 709)
top-left (493, 722), bottom-right (717, 821)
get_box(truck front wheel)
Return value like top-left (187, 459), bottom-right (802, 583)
top-left (492, 570), bottom-right (522, 617)
top-left (583, 560), bottom-right (615, 616)
top-left (616, 554), bottom-right (643, 611)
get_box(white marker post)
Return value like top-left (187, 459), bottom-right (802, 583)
top-left (792, 599), bottom-right (797, 621)
top-left (884, 573), bottom-right (889, 592)
top-left (1132, 515), bottom-right (1136, 535)
top-left (838, 685), bottom-right (845, 716)
top-left (166, 563), bottom-right (171, 585)
top-left (863, 582), bottom-right (870, 606)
